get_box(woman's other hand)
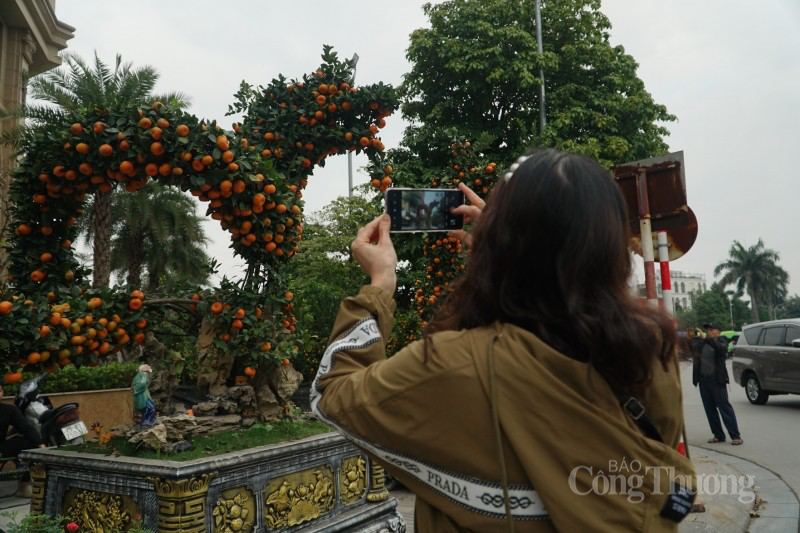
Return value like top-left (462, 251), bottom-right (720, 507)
top-left (449, 182), bottom-right (485, 245)
top-left (351, 214), bottom-right (397, 294)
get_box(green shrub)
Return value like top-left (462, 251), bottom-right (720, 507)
top-left (0, 512), bottom-right (69, 533)
top-left (0, 511), bottom-right (155, 532)
top-left (2, 362), bottom-right (139, 397)
top-left (127, 518), bottom-right (154, 533)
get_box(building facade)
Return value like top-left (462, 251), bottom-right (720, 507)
top-left (637, 270), bottom-right (707, 311)
top-left (0, 0), bottom-right (74, 278)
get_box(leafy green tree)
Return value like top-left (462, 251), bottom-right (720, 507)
top-left (674, 307), bottom-right (697, 332)
top-left (25, 52), bottom-right (190, 287)
top-left (677, 284), bottom-right (750, 331)
top-left (399, 0), bottom-right (674, 170)
top-left (724, 290), bottom-right (752, 330)
top-left (106, 182), bottom-right (210, 291)
top-left (777, 295), bottom-right (800, 320)
top-left (284, 195), bottom-right (380, 378)
top-left (714, 239), bottom-right (786, 324)
top-left (688, 290), bottom-right (726, 331)
top-left (386, 0), bottom-right (678, 317)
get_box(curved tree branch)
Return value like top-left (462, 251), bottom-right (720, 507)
top-left (140, 298), bottom-right (197, 306)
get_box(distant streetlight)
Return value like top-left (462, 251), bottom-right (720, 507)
top-left (729, 297), bottom-right (734, 328)
top-left (534, 0), bottom-right (546, 132)
top-left (347, 53), bottom-right (360, 198)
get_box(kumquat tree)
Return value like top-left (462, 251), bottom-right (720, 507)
top-left (0, 46), bottom-right (398, 417)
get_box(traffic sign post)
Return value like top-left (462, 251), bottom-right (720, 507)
top-left (613, 151), bottom-right (697, 311)
top-left (636, 167), bottom-right (658, 307)
top-left (657, 231), bottom-right (673, 315)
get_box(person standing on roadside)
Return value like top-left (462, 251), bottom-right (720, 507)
top-left (695, 321), bottom-right (743, 445)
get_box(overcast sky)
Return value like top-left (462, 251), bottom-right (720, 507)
top-left (52, 1), bottom-right (800, 297)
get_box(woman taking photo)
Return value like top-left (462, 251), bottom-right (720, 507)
top-left (311, 149), bottom-right (695, 532)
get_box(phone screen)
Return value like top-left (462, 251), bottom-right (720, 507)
top-left (385, 188), bottom-right (464, 233)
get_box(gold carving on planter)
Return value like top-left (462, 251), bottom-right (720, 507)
top-left (264, 466), bottom-right (334, 529)
top-left (367, 461), bottom-right (390, 502)
top-left (149, 473), bottom-right (217, 533)
top-left (29, 462), bottom-right (46, 513)
top-left (62, 489), bottom-right (138, 531)
top-left (212, 488), bottom-right (255, 533)
top-left (340, 455), bottom-right (368, 504)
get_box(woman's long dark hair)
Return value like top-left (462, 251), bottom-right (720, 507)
top-left (427, 149), bottom-right (675, 391)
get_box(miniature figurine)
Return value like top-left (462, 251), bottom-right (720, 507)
top-left (132, 364), bottom-right (157, 427)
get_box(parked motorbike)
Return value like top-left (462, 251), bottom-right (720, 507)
top-left (14, 375), bottom-right (87, 445)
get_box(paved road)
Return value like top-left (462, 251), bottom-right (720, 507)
top-left (681, 360), bottom-right (800, 497)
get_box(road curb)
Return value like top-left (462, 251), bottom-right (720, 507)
top-left (689, 445), bottom-right (800, 533)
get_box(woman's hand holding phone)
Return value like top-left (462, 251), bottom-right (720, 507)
top-left (351, 214), bottom-right (397, 294)
top-left (448, 182), bottom-right (485, 245)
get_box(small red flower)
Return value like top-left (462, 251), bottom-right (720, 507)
top-left (66, 523), bottom-right (79, 532)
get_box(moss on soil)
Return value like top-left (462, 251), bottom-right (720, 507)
top-left (68, 417), bottom-right (332, 461)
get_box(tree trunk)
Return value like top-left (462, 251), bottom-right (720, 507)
top-left (143, 332), bottom-right (179, 415)
top-left (126, 234), bottom-right (145, 288)
top-left (193, 314), bottom-right (303, 420)
top-left (250, 364), bottom-right (303, 421)
top-left (749, 288), bottom-right (760, 323)
top-left (92, 189), bottom-right (112, 287)
top-left (195, 316), bottom-right (234, 397)
top-left (768, 299), bottom-right (775, 320)
top-left (251, 371), bottom-right (282, 420)
top-left (146, 264), bottom-right (162, 294)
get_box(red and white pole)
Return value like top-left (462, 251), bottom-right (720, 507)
top-left (637, 169), bottom-right (658, 307)
top-left (657, 231), bottom-right (674, 316)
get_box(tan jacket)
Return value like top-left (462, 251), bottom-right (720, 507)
top-left (313, 286), bottom-right (696, 532)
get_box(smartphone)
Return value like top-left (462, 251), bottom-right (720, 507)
top-left (385, 188), bottom-right (464, 233)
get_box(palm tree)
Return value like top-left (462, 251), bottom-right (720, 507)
top-left (25, 52), bottom-right (191, 287)
top-left (762, 263), bottom-right (789, 320)
top-left (109, 182), bottom-right (210, 291)
top-left (714, 239), bottom-right (786, 323)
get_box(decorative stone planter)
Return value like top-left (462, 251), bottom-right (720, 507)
top-left (2, 387), bottom-right (133, 430)
top-left (20, 432), bottom-right (405, 532)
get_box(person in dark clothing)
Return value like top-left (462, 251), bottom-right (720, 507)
top-left (0, 386), bottom-right (46, 497)
top-left (692, 322), bottom-right (743, 445)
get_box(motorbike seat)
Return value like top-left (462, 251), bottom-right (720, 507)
top-left (38, 403), bottom-right (79, 425)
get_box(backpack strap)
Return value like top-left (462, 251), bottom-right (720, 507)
top-left (614, 393), bottom-right (664, 443)
top-left (487, 334), bottom-right (515, 532)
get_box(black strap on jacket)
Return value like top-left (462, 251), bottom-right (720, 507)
top-left (615, 393), bottom-right (664, 443)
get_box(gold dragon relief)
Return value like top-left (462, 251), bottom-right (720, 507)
top-left (340, 455), bottom-right (368, 505)
top-left (212, 487), bottom-right (256, 533)
top-left (61, 488), bottom-right (139, 532)
top-left (263, 465), bottom-right (335, 530)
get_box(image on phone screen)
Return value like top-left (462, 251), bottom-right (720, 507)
top-left (385, 188), bottom-right (464, 233)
